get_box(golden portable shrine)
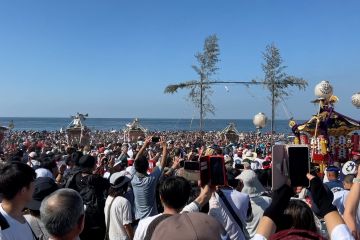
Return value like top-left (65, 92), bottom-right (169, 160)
top-left (220, 122), bottom-right (240, 143)
top-left (66, 113), bottom-right (90, 146)
top-left (123, 118), bottom-right (147, 143)
top-left (289, 81), bottom-right (360, 170)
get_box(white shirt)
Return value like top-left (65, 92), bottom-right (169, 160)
top-left (246, 195), bottom-right (272, 239)
top-left (333, 189), bottom-right (360, 229)
top-left (104, 196), bottom-right (133, 240)
top-left (209, 189), bottom-right (250, 240)
top-left (133, 201), bottom-right (199, 240)
top-left (0, 204), bottom-right (34, 240)
top-left (35, 168), bottom-right (54, 179)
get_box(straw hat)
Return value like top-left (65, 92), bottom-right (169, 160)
top-left (242, 150), bottom-right (257, 161)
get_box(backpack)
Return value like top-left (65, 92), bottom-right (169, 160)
top-left (79, 175), bottom-right (106, 230)
top-left (66, 172), bottom-right (106, 231)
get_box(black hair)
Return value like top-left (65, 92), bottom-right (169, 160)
top-left (255, 169), bottom-right (272, 188)
top-left (173, 148), bottom-right (181, 157)
top-left (8, 155), bottom-right (22, 162)
top-left (0, 162), bottom-right (36, 200)
top-left (343, 174), bottom-right (355, 184)
top-left (282, 199), bottom-right (317, 232)
top-left (39, 157), bottom-right (57, 171)
top-left (66, 147), bottom-right (76, 155)
top-left (159, 176), bottom-right (191, 210)
top-left (227, 168), bottom-right (240, 188)
top-left (134, 155), bottom-right (149, 174)
top-left (71, 151), bottom-right (83, 166)
top-left (78, 155), bottom-right (96, 172)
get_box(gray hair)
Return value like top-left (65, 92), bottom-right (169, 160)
top-left (40, 188), bottom-right (84, 237)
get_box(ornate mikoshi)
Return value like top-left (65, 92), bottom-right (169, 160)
top-left (66, 113), bottom-right (90, 146)
top-left (351, 92), bottom-right (360, 108)
top-left (328, 136), bottom-right (336, 160)
top-left (124, 118), bottom-right (147, 143)
top-left (351, 133), bottom-right (359, 152)
top-left (220, 122), bottom-right (240, 143)
top-left (314, 80), bottom-right (333, 100)
top-left (291, 81), bottom-right (360, 166)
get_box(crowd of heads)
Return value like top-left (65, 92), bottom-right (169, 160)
top-left (0, 129), bottom-right (359, 240)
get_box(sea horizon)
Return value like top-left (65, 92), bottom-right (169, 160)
top-left (0, 117), bottom-right (303, 133)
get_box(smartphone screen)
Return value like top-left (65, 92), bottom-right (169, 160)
top-left (184, 161), bottom-right (199, 171)
top-left (200, 157), bottom-right (209, 187)
top-left (152, 136), bottom-right (160, 143)
top-left (272, 144), bottom-right (288, 190)
top-left (287, 146), bottom-right (309, 187)
top-left (209, 156), bottom-right (226, 186)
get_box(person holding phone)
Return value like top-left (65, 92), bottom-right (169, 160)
top-left (208, 177), bottom-right (251, 240)
top-left (254, 173), bottom-right (354, 240)
top-left (131, 136), bottom-right (168, 222)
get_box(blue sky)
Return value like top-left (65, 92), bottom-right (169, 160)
top-left (0, 0), bottom-right (359, 120)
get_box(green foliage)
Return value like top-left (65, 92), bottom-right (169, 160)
top-left (262, 43), bottom-right (308, 104)
top-left (190, 34), bottom-right (220, 117)
top-left (164, 34), bottom-right (220, 119)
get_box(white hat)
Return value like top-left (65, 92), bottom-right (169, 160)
top-left (236, 170), bottom-right (265, 197)
top-left (29, 152), bottom-right (37, 158)
top-left (342, 161), bottom-right (357, 176)
top-left (242, 150), bottom-right (257, 161)
top-left (109, 171), bottom-right (132, 188)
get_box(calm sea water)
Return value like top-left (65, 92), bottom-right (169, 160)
top-left (0, 117), bottom-right (301, 134)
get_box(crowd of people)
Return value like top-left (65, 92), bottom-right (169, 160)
top-left (0, 130), bottom-right (359, 240)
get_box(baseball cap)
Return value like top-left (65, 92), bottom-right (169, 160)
top-left (326, 165), bottom-right (340, 173)
top-left (151, 212), bottom-right (227, 240)
top-left (27, 177), bottom-right (58, 211)
top-left (29, 152), bottom-right (37, 158)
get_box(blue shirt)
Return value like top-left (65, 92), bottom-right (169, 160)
top-left (131, 166), bottom-right (162, 220)
top-left (324, 180), bottom-right (344, 193)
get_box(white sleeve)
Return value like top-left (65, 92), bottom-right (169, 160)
top-left (330, 224), bottom-right (354, 240)
top-left (251, 234), bottom-right (267, 240)
top-left (121, 199), bottom-right (133, 225)
top-left (181, 202), bottom-right (199, 213)
top-left (133, 219), bottom-right (146, 240)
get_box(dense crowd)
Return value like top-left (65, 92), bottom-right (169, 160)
top-left (0, 130), bottom-right (359, 240)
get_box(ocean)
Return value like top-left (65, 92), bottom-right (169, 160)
top-left (0, 117), bottom-right (301, 134)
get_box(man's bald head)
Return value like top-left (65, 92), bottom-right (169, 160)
top-left (40, 188), bottom-right (84, 238)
